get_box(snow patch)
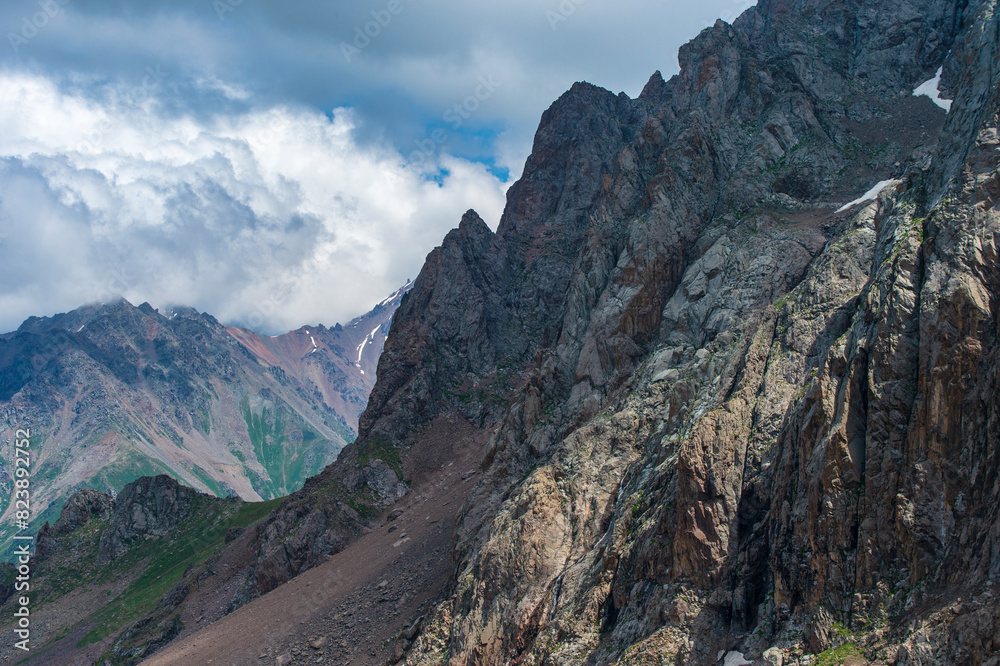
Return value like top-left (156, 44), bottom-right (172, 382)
top-left (724, 652), bottom-right (753, 666)
top-left (913, 67), bottom-right (952, 112)
top-left (356, 325), bottom-right (383, 364)
top-left (377, 284), bottom-right (411, 308)
top-left (837, 179), bottom-right (895, 213)
top-left (76, 325), bottom-right (85, 332)
top-left (310, 335), bottom-right (317, 348)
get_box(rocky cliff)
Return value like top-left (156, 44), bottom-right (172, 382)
top-left (139, 0), bottom-right (1000, 662)
top-left (377, 0), bottom-right (999, 663)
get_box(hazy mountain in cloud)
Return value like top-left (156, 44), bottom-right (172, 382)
top-left (0, 72), bottom-right (505, 334)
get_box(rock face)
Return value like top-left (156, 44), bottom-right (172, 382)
top-left (345, 0), bottom-right (999, 663)
top-left (98, 475), bottom-right (201, 563)
top-left (222, 88), bottom-right (649, 608)
top-left (208, 0), bottom-right (1000, 661)
top-left (37, 475), bottom-right (211, 565)
top-left (35, 488), bottom-right (114, 562)
top-left (50, 488), bottom-right (115, 533)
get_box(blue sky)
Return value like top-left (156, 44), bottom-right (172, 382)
top-left (0, 0), bottom-right (756, 334)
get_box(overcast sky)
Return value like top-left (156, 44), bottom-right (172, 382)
top-left (0, 0), bottom-right (756, 334)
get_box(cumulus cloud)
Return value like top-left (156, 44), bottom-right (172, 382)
top-left (0, 0), bottom-right (756, 170)
top-left (0, 0), bottom-right (758, 334)
top-left (0, 71), bottom-right (508, 333)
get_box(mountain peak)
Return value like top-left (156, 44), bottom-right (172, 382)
top-left (458, 209), bottom-right (489, 232)
top-left (638, 69), bottom-right (668, 102)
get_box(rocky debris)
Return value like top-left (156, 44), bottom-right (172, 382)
top-left (402, 615), bottom-right (423, 641)
top-left (362, 460), bottom-right (408, 503)
top-left (219, 516), bottom-right (454, 665)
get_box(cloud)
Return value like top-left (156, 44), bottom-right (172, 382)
top-left (0, 0), bottom-right (757, 169)
top-left (0, 0), bottom-right (759, 333)
top-left (0, 71), bottom-right (509, 334)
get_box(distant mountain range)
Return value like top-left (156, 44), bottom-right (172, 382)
top-left (0, 282), bottom-right (411, 553)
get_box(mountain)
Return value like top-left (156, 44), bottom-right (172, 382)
top-left (0, 284), bottom-right (409, 555)
top-left (225, 281), bottom-right (412, 431)
top-left (7, 0), bottom-right (1000, 664)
